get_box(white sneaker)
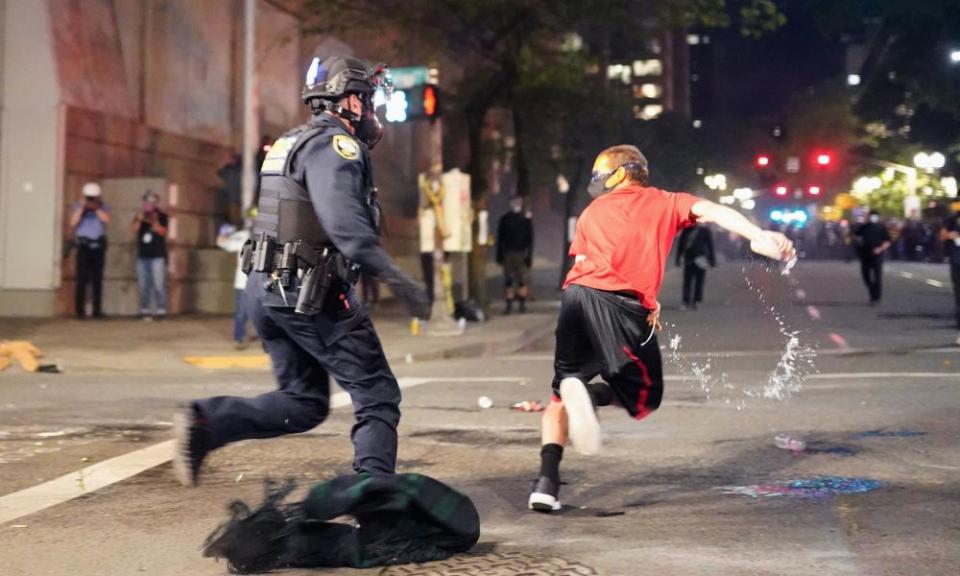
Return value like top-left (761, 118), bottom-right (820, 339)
top-left (528, 476), bottom-right (562, 512)
top-left (560, 377), bottom-right (602, 455)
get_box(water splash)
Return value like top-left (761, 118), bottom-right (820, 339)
top-left (743, 268), bottom-right (818, 401)
top-left (664, 263), bottom-right (817, 407)
top-left (665, 328), bottom-right (739, 408)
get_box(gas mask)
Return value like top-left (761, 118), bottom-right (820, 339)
top-left (354, 94), bottom-right (384, 149)
top-left (587, 161), bottom-right (648, 197)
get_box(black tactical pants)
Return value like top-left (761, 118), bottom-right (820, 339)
top-left (194, 286), bottom-right (401, 475)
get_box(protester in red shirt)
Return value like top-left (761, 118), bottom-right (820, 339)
top-left (529, 144), bottom-right (795, 513)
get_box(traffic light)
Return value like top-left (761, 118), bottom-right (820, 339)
top-left (422, 84), bottom-right (438, 118)
top-left (756, 154), bottom-right (771, 168)
top-left (807, 185), bottom-right (821, 196)
top-left (383, 84), bottom-right (441, 122)
top-left (814, 151), bottom-right (832, 167)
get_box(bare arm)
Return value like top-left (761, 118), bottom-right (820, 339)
top-left (691, 200), bottom-right (763, 243)
top-left (691, 200), bottom-right (795, 261)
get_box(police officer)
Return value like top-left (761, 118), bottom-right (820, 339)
top-left (173, 56), bottom-right (430, 485)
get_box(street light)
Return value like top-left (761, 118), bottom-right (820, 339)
top-left (852, 176), bottom-right (882, 195)
top-left (950, 49), bottom-right (960, 64)
top-left (914, 151), bottom-right (946, 172)
top-left (704, 173), bottom-right (727, 191)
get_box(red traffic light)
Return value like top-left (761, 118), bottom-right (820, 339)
top-left (774, 185), bottom-right (788, 196)
top-left (423, 85), bottom-right (438, 118)
top-left (815, 152), bottom-right (832, 166)
top-left (808, 185), bottom-right (821, 196)
top-left (756, 154), bottom-right (771, 168)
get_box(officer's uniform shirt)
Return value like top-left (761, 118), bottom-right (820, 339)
top-left (248, 113), bottom-right (391, 344)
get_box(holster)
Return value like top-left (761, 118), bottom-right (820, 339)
top-left (295, 248), bottom-right (337, 315)
top-left (240, 240), bottom-right (254, 275)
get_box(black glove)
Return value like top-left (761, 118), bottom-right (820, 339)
top-left (382, 266), bottom-right (431, 320)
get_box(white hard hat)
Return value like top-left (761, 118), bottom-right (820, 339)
top-left (82, 182), bottom-right (102, 198)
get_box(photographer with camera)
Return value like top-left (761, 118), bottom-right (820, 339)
top-left (69, 182), bottom-right (111, 319)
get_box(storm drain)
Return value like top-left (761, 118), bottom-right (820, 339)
top-left (379, 551), bottom-right (599, 575)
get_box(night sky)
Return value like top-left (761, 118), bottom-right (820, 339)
top-left (712, 3), bottom-right (845, 122)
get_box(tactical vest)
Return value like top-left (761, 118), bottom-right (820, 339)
top-left (252, 122), bottom-right (338, 253)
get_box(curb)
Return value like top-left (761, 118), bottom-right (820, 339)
top-left (387, 316), bottom-right (556, 365)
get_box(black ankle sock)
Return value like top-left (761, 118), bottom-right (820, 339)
top-left (539, 443), bottom-right (564, 485)
top-left (587, 382), bottom-right (614, 407)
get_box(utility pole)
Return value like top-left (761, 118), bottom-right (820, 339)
top-left (241, 0), bottom-right (257, 211)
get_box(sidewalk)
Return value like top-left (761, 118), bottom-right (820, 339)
top-left (0, 300), bottom-right (557, 375)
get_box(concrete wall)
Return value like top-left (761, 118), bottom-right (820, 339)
top-left (0, 1), bottom-right (444, 316)
top-left (0, 0), bottom-right (62, 316)
top-left (58, 108), bottom-right (235, 315)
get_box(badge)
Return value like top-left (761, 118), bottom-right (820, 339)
top-left (332, 134), bottom-right (360, 160)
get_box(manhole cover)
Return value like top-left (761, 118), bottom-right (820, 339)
top-left (379, 551), bottom-right (599, 575)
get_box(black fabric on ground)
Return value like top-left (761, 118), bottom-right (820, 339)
top-left (203, 473), bottom-right (480, 573)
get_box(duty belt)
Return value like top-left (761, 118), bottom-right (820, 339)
top-left (242, 233), bottom-right (360, 315)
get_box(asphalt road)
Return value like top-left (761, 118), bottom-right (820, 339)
top-left (1, 259), bottom-right (958, 576)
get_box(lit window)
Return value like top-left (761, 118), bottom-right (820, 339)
top-left (639, 83), bottom-right (661, 98)
top-left (632, 59), bottom-right (662, 77)
top-left (607, 64), bottom-right (631, 84)
top-left (637, 104), bottom-right (663, 120)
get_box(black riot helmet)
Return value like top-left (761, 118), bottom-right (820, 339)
top-left (302, 56), bottom-right (392, 148)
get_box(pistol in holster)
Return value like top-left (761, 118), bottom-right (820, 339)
top-left (295, 248), bottom-right (337, 315)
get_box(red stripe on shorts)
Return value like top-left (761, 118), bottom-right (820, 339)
top-left (622, 345), bottom-right (653, 420)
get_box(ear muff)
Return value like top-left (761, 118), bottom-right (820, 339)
top-left (604, 166), bottom-right (626, 189)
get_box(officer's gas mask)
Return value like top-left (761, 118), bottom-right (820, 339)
top-left (303, 57), bottom-right (392, 149)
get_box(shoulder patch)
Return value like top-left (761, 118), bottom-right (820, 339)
top-left (332, 134), bottom-right (360, 160)
top-left (260, 136), bottom-right (297, 174)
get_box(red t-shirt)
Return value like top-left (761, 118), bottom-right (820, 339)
top-left (563, 184), bottom-right (701, 309)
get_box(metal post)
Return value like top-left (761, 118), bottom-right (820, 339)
top-left (240, 0), bottom-right (257, 211)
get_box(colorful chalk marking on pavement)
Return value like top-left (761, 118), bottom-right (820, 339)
top-left (720, 476), bottom-right (883, 499)
top-left (853, 429), bottom-right (926, 439)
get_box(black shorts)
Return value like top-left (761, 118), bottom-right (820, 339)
top-left (552, 284), bottom-right (663, 420)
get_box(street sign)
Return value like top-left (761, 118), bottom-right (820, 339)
top-left (390, 66), bottom-right (430, 89)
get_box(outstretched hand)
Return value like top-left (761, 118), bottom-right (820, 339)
top-left (750, 231), bottom-right (796, 262)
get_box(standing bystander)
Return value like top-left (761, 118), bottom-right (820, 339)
top-left (496, 196), bottom-right (534, 314)
top-left (853, 210), bottom-right (892, 305)
top-left (217, 223), bottom-right (252, 348)
top-left (70, 182), bottom-right (111, 319)
top-left (675, 223), bottom-right (716, 310)
top-left (132, 191), bottom-right (169, 319)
